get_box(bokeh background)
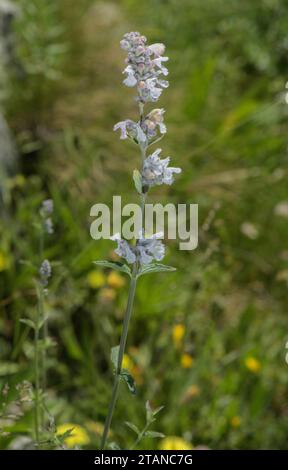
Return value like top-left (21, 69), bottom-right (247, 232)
top-left (1, 0), bottom-right (288, 450)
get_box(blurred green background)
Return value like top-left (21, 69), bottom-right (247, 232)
top-left (1, 0), bottom-right (288, 450)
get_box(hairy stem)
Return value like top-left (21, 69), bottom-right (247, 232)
top-left (100, 98), bottom-right (147, 450)
top-left (39, 230), bottom-right (47, 423)
top-left (130, 421), bottom-right (150, 450)
top-left (34, 285), bottom-right (41, 444)
top-left (100, 265), bottom-right (137, 450)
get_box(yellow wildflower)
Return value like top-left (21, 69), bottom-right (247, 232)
top-left (230, 416), bottom-right (241, 428)
top-left (159, 436), bottom-right (193, 450)
top-left (100, 287), bottom-right (116, 301)
top-left (0, 252), bottom-right (9, 272)
top-left (85, 420), bottom-right (114, 438)
top-left (184, 384), bottom-right (200, 400)
top-left (132, 365), bottom-right (143, 385)
top-left (245, 356), bottom-right (261, 373)
top-left (14, 174), bottom-right (26, 187)
top-left (181, 353), bottom-right (193, 369)
top-left (57, 423), bottom-right (89, 448)
top-left (87, 270), bottom-right (106, 289)
top-left (8, 174), bottom-right (26, 189)
top-left (122, 353), bottom-right (134, 371)
top-left (107, 271), bottom-right (126, 289)
top-left (172, 324), bottom-right (185, 346)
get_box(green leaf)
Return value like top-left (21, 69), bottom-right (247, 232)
top-left (111, 345), bottom-right (120, 369)
top-left (93, 260), bottom-right (131, 277)
top-left (19, 318), bottom-right (36, 330)
top-left (146, 400), bottom-right (153, 422)
top-left (137, 263), bottom-right (176, 278)
top-left (121, 369), bottom-right (136, 395)
top-left (146, 401), bottom-right (164, 422)
top-left (38, 315), bottom-right (49, 330)
top-left (133, 169), bottom-right (143, 194)
top-left (144, 431), bottom-right (165, 439)
top-left (125, 421), bottom-right (140, 436)
top-left (0, 362), bottom-right (22, 376)
top-left (109, 442), bottom-right (121, 450)
top-left (61, 325), bottom-right (84, 361)
top-left (152, 405), bottom-right (165, 417)
top-left (56, 428), bottom-right (74, 442)
top-left (37, 337), bottom-right (56, 351)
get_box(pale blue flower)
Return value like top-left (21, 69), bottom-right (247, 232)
top-left (111, 232), bottom-right (165, 265)
top-left (136, 232), bottom-right (165, 265)
top-left (39, 259), bottom-right (52, 286)
top-left (142, 108), bottom-right (166, 140)
top-left (44, 218), bottom-right (54, 235)
top-left (113, 120), bottom-right (146, 144)
top-left (142, 149), bottom-right (181, 187)
top-left (111, 233), bottom-right (136, 264)
top-left (40, 199), bottom-right (53, 217)
top-left (40, 199), bottom-right (54, 234)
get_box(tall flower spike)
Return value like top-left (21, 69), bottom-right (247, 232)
top-left (101, 33), bottom-right (179, 450)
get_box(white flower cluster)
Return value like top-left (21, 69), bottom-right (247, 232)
top-left (111, 232), bottom-right (165, 265)
top-left (120, 31), bottom-right (169, 103)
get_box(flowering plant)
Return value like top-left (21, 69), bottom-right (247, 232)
top-left (96, 32), bottom-right (181, 449)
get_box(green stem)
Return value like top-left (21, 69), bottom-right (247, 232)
top-left (39, 229), bottom-right (47, 422)
top-left (34, 285), bottom-right (41, 444)
top-left (100, 266), bottom-right (138, 450)
top-left (130, 421), bottom-right (150, 450)
top-left (100, 98), bottom-right (147, 450)
top-left (39, 231), bottom-right (46, 392)
top-left (39, 285), bottom-right (47, 405)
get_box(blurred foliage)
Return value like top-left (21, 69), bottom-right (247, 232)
top-left (0, 0), bottom-right (288, 450)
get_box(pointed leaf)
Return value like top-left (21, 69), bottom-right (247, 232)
top-left (111, 345), bottom-right (120, 369)
top-left (93, 260), bottom-right (131, 277)
top-left (133, 169), bottom-right (143, 194)
top-left (125, 421), bottom-right (140, 436)
top-left (37, 338), bottom-right (56, 351)
top-left (138, 263), bottom-right (176, 278)
top-left (146, 400), bottom-right (153, 422)
top-left (38, 315), bottom-right (49, 330)
top-left (144, 431), bottom-right (165, 439)
top-left (19, 319), bottom-right (36, 330)
top-left (57, 428), bottom-right (74, 442)
top-left (109, 442), bottom-right (121, 450)
top-left (146, 401), bottom-right (164, 422)
top-left (152, 405), bottom-right (165, 417)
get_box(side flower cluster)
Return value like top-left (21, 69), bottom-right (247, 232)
top-left (39, 199), bottom-right (54, 287)
top-left (40, 199), bottom-right (54, 235)
top-left (111, 232), bottom-right (165, 266)
top-left (142, 148), bottom-right (181, 188)
top-left (111, 32), bottom-right (181, 267)
top-left (39, 259), bottom-right (52, 287)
